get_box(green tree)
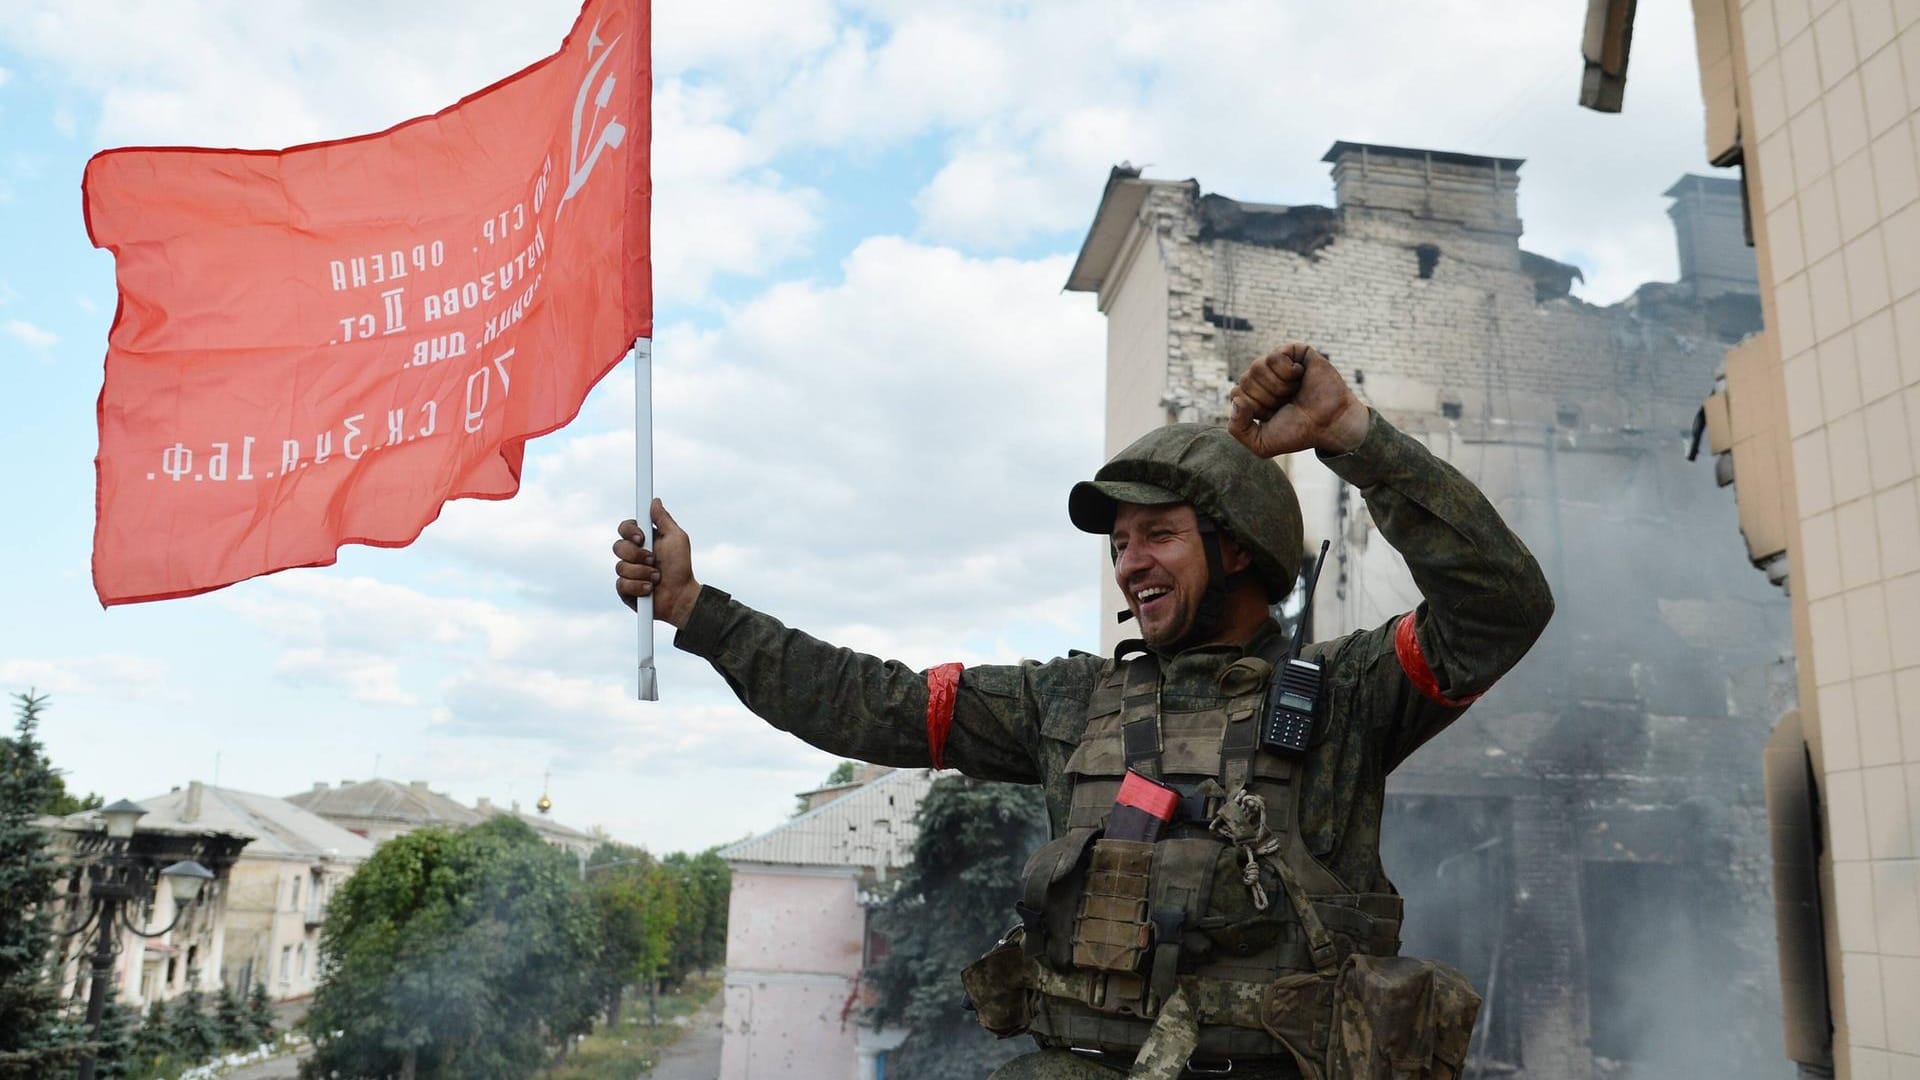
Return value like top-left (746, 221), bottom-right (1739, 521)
top-left (41, 773), bottom-right (103, 817)
top-left (167, 988), bottom-right (220, 1064)
top-left (660, 849), bottom-right (728, 986)
top-left (865, 777), bottom-right (1048, 1080)
top-left (245, 984), bottom-right (275, 1044)
top-left (586, 844), bottom-right (682, 1027)
top-left (0, 690), bottom-right (88, 1078)
top-left (214, 984), bottom-right (252, 1050)
top-left (130, 999), bottom-right (176, 1069)
top-left (83, 985), bottom-right (138, 1080)
top-left (301, 816), bottom-right (602, 1080)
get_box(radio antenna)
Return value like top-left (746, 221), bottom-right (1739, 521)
top-left (1290, 539), bottom-right (1333, 658)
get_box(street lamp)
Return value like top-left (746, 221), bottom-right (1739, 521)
top-left (98, 799), bottom-right (146, 840)
top-left (59, 801), bottom-right (218, 1080)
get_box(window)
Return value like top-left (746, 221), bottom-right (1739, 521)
top-left (298, 943), bottom-right (309, 980)
top-left (863, 913), bottom-right (891, 966)
top-left (290, 876), bottom-right (301, 911)
top-left (280, 945), bottom-right (293, 984)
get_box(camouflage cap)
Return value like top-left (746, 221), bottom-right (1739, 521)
top-left (1069, 424), bottom-right (1304, 600)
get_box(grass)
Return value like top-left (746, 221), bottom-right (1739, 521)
top-left (542, 974), bottom-right (723, 1080)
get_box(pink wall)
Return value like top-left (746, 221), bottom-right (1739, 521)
top-left (720, 867), bottom-right (869, 1080)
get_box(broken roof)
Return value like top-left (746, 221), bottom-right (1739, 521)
top-left (1065, 165), bottom-right (1195, 295)
top-left (1320, 140), bottom-right (1525, 173)
top-left (720, 767), bottom-right (935, 872)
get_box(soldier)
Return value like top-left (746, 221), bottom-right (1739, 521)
top-left (613, 343), bottom-right (1552, 1079)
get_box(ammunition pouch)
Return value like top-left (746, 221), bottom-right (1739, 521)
top-left (1327, 955), bottom-right (1480, 1080)
top-left (1073, 838), bottom-right (1155, 973)
top-left (962, 938), bottom-right (1479, 1080)
top-left (1019, 826), bottom-right (1100, 970)
top-left (959, 934), bottom-right (1033, 1038)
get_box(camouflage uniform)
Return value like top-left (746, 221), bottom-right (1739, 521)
top-left (673, 411), bottom-right (1553, 1078)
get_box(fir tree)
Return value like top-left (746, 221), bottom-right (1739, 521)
top-left (0, 690), bottom-right (88, 1078)
top-left (86, 985), bottom-right (139, 1080)
top-left (131, 998), bottom-right (177, 1065)
top-left (167, 988), bottom-right (221, 1064)
top-left (214, 984), bottom-right (252, 1050)
top-left (865, 777), bottom-right (1048, 1080)
top-left (246, 984), bottom-right (275, 1044)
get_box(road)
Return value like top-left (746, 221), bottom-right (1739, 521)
top-left (643, 989), bottom-right (725, 1079)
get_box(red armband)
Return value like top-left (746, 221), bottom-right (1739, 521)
top-left (925, 663), bottom-right (964, 769)
top-left (1394, 613), bottom-right (1483, 708)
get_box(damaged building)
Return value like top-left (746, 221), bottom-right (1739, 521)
top-left (1066, 142), bottom-right (1796, 1079)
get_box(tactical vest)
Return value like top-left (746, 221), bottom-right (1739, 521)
top-left (962, 647), bottom-right (1481, 1079)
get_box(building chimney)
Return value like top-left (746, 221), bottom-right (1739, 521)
top-left (1664, 174), bottom-right (1758, 301)
top-left (477, 797), bottom-right (494, 815)
top-left (312, 782), bottom-right (329, 792)
top-left (409, 780), bottom-right (430, 792)
top-left (1321, 141), bottom-right (1523, 240)
top-left (184, 781), bottom-right (204, 823)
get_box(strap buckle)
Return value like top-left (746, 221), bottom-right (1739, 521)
top-left (1015, 901), bottom-right (1046, 958)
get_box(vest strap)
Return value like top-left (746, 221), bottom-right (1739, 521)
top-left (1120, 655), bottom-right (1163, 781)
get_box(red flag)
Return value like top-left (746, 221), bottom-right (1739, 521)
top-left (83, 0), bottom-right (650, 606)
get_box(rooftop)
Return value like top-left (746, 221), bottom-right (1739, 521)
top-left (286, 778), bottom-right (484, 829)
top-left (1320, 139), bottom-right (1526, 172)
top-left (721, 767), bottom-right (935, 872)
top-left (70, 781), bottom-right (376, 863)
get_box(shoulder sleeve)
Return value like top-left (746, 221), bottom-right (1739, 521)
top-left (1315, 411), bottom-right (1555, 763)
top-left (674, 585), bottom-right (1099, 782)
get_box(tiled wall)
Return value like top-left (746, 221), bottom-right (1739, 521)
top-left (1741, 0), bottom-right (1920, 1073)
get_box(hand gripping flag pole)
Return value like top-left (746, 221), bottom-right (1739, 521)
top-left (634, 336), bottom-right (658, 701)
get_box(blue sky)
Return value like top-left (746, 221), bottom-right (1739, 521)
top-left (0, 0), bottom-right (1713, 852)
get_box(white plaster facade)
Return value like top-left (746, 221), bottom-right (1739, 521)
top-left (124, 782), bottom-right (373, 1001)
top-left (718, 768), bottom-right (930, 1080)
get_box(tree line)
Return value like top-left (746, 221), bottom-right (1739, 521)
top-left (302, 823), bottom-right (730, 1079)
top-left (0, 691), bottom-right (730, 1080)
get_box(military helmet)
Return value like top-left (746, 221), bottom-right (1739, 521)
top-left (1069, 423), bottom-right (1304, 600)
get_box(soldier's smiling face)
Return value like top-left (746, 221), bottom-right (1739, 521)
top-left (1111, 502), bottom-right (1222, 648)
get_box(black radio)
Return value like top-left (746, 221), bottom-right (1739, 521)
top-left (1261, 657), bottom-right (1322, 754)
top-left (1260, 539), bottom-right (1331, 756)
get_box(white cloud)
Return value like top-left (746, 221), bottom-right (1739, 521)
top-left (4, 318), bottom-right (57, 350)
top-left (273, 648), bottom-right (419, 708)
top-left (0, 66), bottom-right (11, 88)
top-left (422, 236), bottom-right (1107, 656)
top-left (0, 654), bottom-right (170, 699)
top-left (719, 0), bottom-right (1704, 297)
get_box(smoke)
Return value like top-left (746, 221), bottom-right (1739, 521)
top-left (1381, 424), bottom-right (1797, 1078)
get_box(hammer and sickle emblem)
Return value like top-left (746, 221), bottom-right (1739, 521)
top-left (558, 20), bottom-right (627, 214)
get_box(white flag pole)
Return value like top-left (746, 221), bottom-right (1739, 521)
top-left (633, 336), bottom-right (658, 701)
